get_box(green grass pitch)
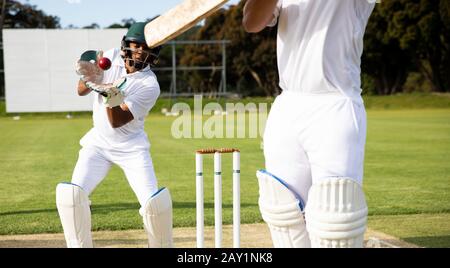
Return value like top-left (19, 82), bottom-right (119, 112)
top-left (0, 99), bottom-right (449, 248)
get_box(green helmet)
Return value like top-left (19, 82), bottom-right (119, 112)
top-left (121, 22), bottom-right (162, 69)
top-left (123, 22), bottom-right (147, 44)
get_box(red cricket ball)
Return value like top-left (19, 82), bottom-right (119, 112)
top-left (98, 57), bottom-right (112, 70)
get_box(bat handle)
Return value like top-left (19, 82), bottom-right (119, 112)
top-left (91, 87), bottom-right (108, 97)
top-left (83, 80), bottom-right (108, 97)
top-left (91, 89), bottom-right (107, 97)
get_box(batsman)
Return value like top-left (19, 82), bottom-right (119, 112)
top-left (244, 0), bottom-right (375, 248)
top-left (55, 22), bottom-right (173, 248)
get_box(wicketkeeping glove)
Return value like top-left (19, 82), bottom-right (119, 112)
top-left (76, 50), bottom-right (104, 84)
top-left (85, 77), bottom-right (127, 108)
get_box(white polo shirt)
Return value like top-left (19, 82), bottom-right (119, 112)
top-left (270, 0), bottom-right (375, 100)
top-left (80, 48), bottom-right (160, 152)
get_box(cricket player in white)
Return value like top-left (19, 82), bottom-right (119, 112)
top-left (243, 0), bottom-right (376, 248)
top-left (56, 22), bottom-right (173, 248)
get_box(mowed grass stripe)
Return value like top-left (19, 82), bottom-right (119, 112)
top-left (364, 110), bottom-right (450, 215)
top-left (0, 109), bottom-right (449, 247)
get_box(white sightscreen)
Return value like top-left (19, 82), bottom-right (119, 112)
top-left (3, 29), bottom-right (127, 113)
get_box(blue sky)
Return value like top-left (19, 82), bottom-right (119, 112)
top-left (18, 0), bottom-right (242, 28)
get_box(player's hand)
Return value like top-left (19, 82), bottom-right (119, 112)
top-left (85, 77), bottom-right (127, 108)
top-left (76, 50), bottom-right (104, 84)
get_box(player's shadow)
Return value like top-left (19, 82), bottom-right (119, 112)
top-left (0, 203), bottom-right (140, 216)
top-left (91, 203), bottom-right (140, 214)
top-left (0, 209), bottom-right (57, 216)
top-left (172, 201), bottom-right (256, 209)
top-left (404, 236), bottom-right (450, 248)
top-left (90, 202), bottom-right (257, 213)
top-left (0, 202), bottom-right (257, 216)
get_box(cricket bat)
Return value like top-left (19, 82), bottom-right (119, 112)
top-left (145, 0), bottom-right (230, 48)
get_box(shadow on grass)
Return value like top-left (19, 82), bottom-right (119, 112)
top-left (404, 236), bottom-right (450, 248)
top-left (0, 202), bottom-right (257, 216)
top-left (0, 203), bottom-right (140, 216)
top-left (368, 208), bottom-right (450, 216)
top-left (174, 202), bottom-right (256, 209)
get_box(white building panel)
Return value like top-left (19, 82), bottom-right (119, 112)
top-left (3, 29), bottom-right (127, 113)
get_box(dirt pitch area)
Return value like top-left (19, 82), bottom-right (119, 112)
top-left (0, 224), bottom-right (419, 248)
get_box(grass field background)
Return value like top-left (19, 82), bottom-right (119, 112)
top-left (0, 94), bottom-right (449, 248)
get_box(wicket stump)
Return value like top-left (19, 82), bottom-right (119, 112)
top-left (196, 148), bottom-right (240, 248)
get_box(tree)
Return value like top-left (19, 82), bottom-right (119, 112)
top-left (366, 0), bottom-right (450, 93)
top-left (0, 0), bottom-right (7, 30)
top-left (179, 9), bottom-right (228, 94)
top-left (362, 5), bottom-right (413, 95)
top-left (1, 0), bottom-right (60, 28)
top-left (83, 23), bottom-right (100, 29)
top-left (221, 2), bottom-right (278, 96)
top-left (179, 1), bottom-right (279, 97)
top-left (107, 18), bottom-right (136, 29)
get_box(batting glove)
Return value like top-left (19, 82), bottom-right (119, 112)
top-left (77, 50), bottom-right (104, 84)
top-left (85, 77), bottom-right (127, 108)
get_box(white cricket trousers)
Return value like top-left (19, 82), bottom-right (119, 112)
top-left (71, 146), bottom-right (158, 207)
top-left (263, 91), bottom-right (367, 204)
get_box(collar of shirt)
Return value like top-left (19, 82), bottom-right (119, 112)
top-left (126, 65), bottom-right (151, 78)
top-left (115, 55), bottom-right (151, 78)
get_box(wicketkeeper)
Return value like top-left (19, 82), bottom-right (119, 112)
top-left (56, 22), bottom-right (173, 248)
top-left (243, 0), bottom-right (376, 248)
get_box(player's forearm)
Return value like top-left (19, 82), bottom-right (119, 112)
top-left (77, 80), bottom-right (92, 96)
top-left (243, 0), bottom-right (279, 33)
top-left (106, 104), bottom-right (134, 128)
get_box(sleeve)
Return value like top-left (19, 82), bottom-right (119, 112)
top-left (101, 48), bottom-right (120, 84)
top-left (355, 0), bottom-right (376, 20)
top-left (267, 0), bottom-right (283, 27)
top-left (102, 48), bottom-right (117, 62)
top-left (124, 79), bottom-right (160, 121)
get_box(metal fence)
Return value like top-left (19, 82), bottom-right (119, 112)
top-left (153, 40), bottom-right (231, 98)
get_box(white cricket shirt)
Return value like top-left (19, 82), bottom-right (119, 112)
top-left (271, 0), bottom-right (375, 99)
top-left (80, 48), bottom-right (160, 152)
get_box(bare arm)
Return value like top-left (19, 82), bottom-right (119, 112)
top-left (106, 103), bottom-right (134, 128)
top-left (243, 0), bottom-right (279, 33)
top-left (77, 80), bottom-right (92, 96)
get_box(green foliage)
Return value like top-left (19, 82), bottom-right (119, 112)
top-left (177, 2), bottom-right (279, 97)
top-left (361, 73), bottom-right (377, 96)
top-left (362, 5), bottom-right (412, 95)
top-left (1, 0), bottom-right (60, 28)
top-left (82, 23), bottom-right (100, 29)
top-left (106, 18), bottom-right (136, 29)
top-left (365, 0), bottom-right (450, 93)
top-left (171, 1), bottom-right (450, 96)
top-left (403, 72), bottom-right (434, 93)
top-left (1, 1), bottom-right (449, 100)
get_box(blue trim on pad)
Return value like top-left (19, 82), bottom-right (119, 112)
top-left (60, 182), bottom-right (84, 190)
top-left (151, 187), bottom-right (166, 198)
top-left (258, 170), bottom-right (305, 211)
